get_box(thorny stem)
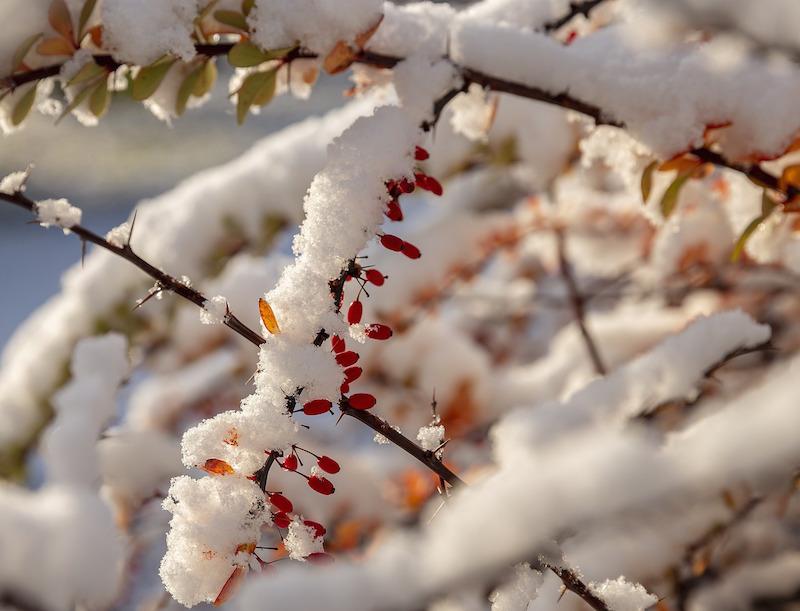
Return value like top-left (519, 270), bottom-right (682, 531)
top-left (555, 229), bottom-right (607, 376)
top-left (548, 563), bottom-right (611, 610)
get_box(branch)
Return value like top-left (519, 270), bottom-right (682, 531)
top-left (548, 563), bottom-right (611, 610)
top-left (555, 229), bottom-right (607, 376)
top-left (541, 0), bottom-right (610, 33)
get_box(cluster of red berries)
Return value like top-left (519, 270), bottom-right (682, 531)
top-left (276, 444), bottom-right (339, 498)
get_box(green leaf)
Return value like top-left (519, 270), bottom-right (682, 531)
top-left (11, 83), bottom-right (38, 126)
top-left (175, 64), bottom-right (203, 116)
top-left (66, 61), bottom-right (105, 87)
top-left (659, 172), bottom-right (690, 218)
top-left (56, 82), bottom-right (93, 124)
top-left (731, 216), bottom-right (766, 263)
top-left (12, 33), bottom-right (43, 71)
top-left (228, 40), bottom-right (271, 67)
top-left (131, 58), bottom-right (177, 101)
top-left (193, 59), bottom-right (217, 97)
top-left (214, 9), bottom-right (248, 30)
top-left (78, 0), bottom-right (98, 38)
top-left (761, 190), bottom-right (779, 216)
top-left (236, 69), bottom-right (277, 125)
top-left (89, 80), bottom-right (110, 117)
top-left (640, 160), bottom-right (657, 204)
top-left (242, 0), bottom-right (255, 16)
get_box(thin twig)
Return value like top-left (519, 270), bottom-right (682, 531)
top-left (555, 229), bottom-right (607, 376)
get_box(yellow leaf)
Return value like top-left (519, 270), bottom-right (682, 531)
top-left (658, 154), bottom-right (702, 174)
top-left (202, 458), bottom-right (235, 476)
top-left (659, 172), bottom-right (691, 218)
top-left (258, 297), bottom-right (280, 334)
top-left (640, 160), bottom-right (657, 203)
top-left (323, 40), bottom-right (356, 75)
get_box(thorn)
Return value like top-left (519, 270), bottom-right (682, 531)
top-left (127, 209), bottom-right (138, 247)
top-left (433, 438), bottom-right (450, 454)
top-left (81, 239), bottom-right (87, 268)
top-left (133, 284), bottom-right (163, 310)
top-left (335, 412), bottom-right (345, 426)
top-left (431, 388), bottom-right (438, 415)
top-left (557, 586), bottom-right (568, 602)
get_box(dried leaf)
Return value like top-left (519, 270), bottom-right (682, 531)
top-left (131, 58), bottom-right (177, 101)
top-left (88, 24), bottom-right (103, 47)
top-left (658, 154), bottom-right (702, 174)
top-left (12, 33), bottom-right (43, 71)
top-left (36, 36), bottom-right (75, 57)
top-left (78, 0), bottom-right (98, 38)
top-left (779, 164), bottom-right (800, 192)
top-left (354, 15), bottom-right (384, 48)
top-left (48, 0), bottom-right (74, 43)
top-left (11, 84), bottom-right (38, 127)
top-left (213, 567), bottom-right (246, 606)
top-left (258, 297), bottom-right (280, 334)
top-left (323, 40), bottom-right (356, 74)
top-left (640, 160), bottom-right (657, 203)
top-left (659, 172), bottom-right (690, 218)
top-left (214, 9), bottom-right (248, 30)
top-left (88, 79), bottom-right (110, 117)
top-left (202, 458), bottom-right (235, 476)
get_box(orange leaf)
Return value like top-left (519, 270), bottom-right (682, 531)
top-left (88, 25), bottom-right (103, 47)
top-left (202, 458), bottom-right (235, 476)
top-left (213, 566), bottom-right (246, 606)
top-left (354, 15), bottom-right (384, 49)
top-left (323, 40), bottom-right (356, 75)
top-left (658, 154), bottom-right (702, 174)
top-left (236, 542), bottom-right (257, 554)
top-left (48, 0), bottom-right (74, 44)
top-left (258, 298), bottom-right (280, 334)
top-left (779, 164), bottom-right (800, 192)
top-left (37, 36), bottom-right (74, 56)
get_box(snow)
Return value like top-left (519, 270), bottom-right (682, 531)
top-left (489, 563), bottom-right (543, 611)
top-left (34, 198), bottom-right (82, 233)
top-left (589, 576), bottom-right (658, 611)
top-left (449, 84), bottom-right (495, 143)
top-left (105, 221), bottom-right (131, 248)
top-left (285, 520), bottom-right (324, 560)
top-left (416, 419), bottom-right (445, 452)
top-left (200, 295), bottom-right (228, 325)
top-left (101, 0), bottom-right (200, 66)
top-left (0, 168), bottom-right (30, 195)
top-left (248, 0), bottom-right (383, 55)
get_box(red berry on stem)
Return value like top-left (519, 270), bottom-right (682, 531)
top-left (281, 454), bottom-right (298, 471)
top-left (401, 241), bottom-right (421, 259)
top-left (303, 520), bottom-right (326, 538)
top-left (272, 512), bottom-right (291, 528)
top-left (331, 335), bottom-right (345, 354)
top-left (303, 399), bottom-right (332, 416)
top-left (343, 366), bottom-right (362, 383)
top-left (365, 269), bottom-right (385, 286)
top-left (268, 493), bottom-right (293, 513)
top-left (340, 382), bottom-right (350, 394)
top-left (347, 300), bottom-right (363, 325)
top-left (385, 200), bottom-right (403, 221)
top-left (415, 146), bottom-right (430, 161)
top-left (365, 324), bottom-right (393, 340)
top-left (308, 475), bottom-right (335, 495)
top-left (347, 393), bottom-right (376, 410)
top-left (308, 552), bottom-right (335, 564)
top-left (336, 351), bottom-right (359, 367)
top-left (317, 456), bottom-right (340, 474)
top-left (398, 178), bottom-right (415, 193)
top-left (415, 172), bottom-right (443, 196)
top-left (380, 234), bottom-right (404, 252)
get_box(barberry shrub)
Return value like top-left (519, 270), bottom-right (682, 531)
top-left (1, 1), bottom-right (800, 610)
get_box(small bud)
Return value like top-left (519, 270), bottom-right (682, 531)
top-left (365, 323), bottom-right (393, 340)
top-left (272, 512), bottom-right (291, 528)
top-left (343, 366), bottom-right (362, 383)
top-left (303, 399), bottom-right (332, 416)
top-left (281, 454), bottom-right (298, 471)
top-left (385, 200), bottom-right (403, 221)
top-left (308, 475), bottom-right (335, 495)
top-left (317, 456), bottom-right (340, 474)
top-left (415, 146), bottom-right (430, 161)
top-left (365, 269), bottom-right (385, 286)
top-left (401, 241), bottom-right (421, 259)
top-left (268, 493), bottom-right (293, 513)
top-left (380, 234), bottom-right (404, 252)
top-left (347, 300), bottom-right (363, 325)
top-left (303, 520), bottom-right (326, 538)
top-left (347, 393), bottom-right (376, 410)
top-left (336, 351), bottom-right (359, 367)
top-left (331, 335), bottom-right (346, 353)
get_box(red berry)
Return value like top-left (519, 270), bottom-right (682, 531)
top-left (336, 351), bottom-right (359, 367)
top-left (385, 200), bottom-right (403, 221)
top-left (303, 520), bottom-right (326, 538)
top-left (385, 179), bottom-right (397, 193)
top-left (380, 234), bottom-right (404, 252)
top-left (343, 366), bottom-right (362, 383)
top-left (365, 269), bottom-right (385, 286)
top-left (347, 300), bottom-right (363, 325)
top-left (347, 393), bottom-right (376, 410)
top-left (307, 552), bottom-right (335, 564)
top-left (268, 493), bottom-right (293, 513)
top-left (317, 456), bottom-right (340, 474)
top-left (281, 454), bottom-right (298, 471)
top-left (331, 335), bottom-right (345, 353)
top-left (401, 241), bottom-right (421, 259)
top-left (303, 399), bottom-right (332, 416)
top-left (272, 512), bottom-right (290, 528)
top-left (365, 324), bottom-right (393, 340)
top-left (415, 172), bottom-right (443, 196)
top-left (415, 146), bottom-right (430, 161)
top-left (308, 475), bottom-right (335, 495)
top-left (398, 178), bottom-right (415, 193)
top-left (340, 382), bottom-right (350, 394)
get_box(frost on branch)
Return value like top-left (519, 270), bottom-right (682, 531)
top-left (200, 295), bottom-right (228, 325)
top-left (35, 197), bottom-right (82, 233)
top-left (589, 576), bottom-right (658, 611)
